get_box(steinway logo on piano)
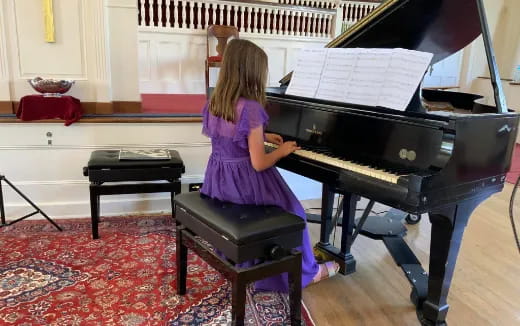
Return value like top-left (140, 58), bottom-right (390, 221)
top-left (305, 124), bottom-right (323, 136)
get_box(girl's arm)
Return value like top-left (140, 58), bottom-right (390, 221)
top-left (248, 125), bottom-right (299, 172)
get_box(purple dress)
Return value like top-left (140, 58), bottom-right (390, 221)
top-left (200, 98), bottom-right (319, 293)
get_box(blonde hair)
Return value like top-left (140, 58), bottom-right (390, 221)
top-left (209, 39), bottom-right (268, 122)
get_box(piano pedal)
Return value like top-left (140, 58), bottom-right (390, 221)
top-left (357, 208), bottom-right (408, 240)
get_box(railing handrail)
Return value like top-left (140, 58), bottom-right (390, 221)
top-left (207, 0), bottom-right (335, 14)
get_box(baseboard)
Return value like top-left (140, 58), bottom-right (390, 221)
top-left (10, 101), bottom-right (141, 115)
top-left (0, 101), bottom-right (12, 114)
top-left (82, 101), bottom-right (141, 114)
top-left (2, 177), bottom-right (203, 219)
top-left (3, 196), bottom-right (175, 220)
top-left (113, 101), bottom-right (142, 113)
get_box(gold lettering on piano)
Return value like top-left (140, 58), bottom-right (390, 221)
top-left (305, 124), bottom-right (323, 136)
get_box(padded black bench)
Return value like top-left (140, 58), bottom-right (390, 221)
top-left (174, 192), bottom-right (305, 326)
top-left (83, 150), bottom-right (185, 239)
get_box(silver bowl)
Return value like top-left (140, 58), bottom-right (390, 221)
top-left (29, 77), bottom-right (75, 97)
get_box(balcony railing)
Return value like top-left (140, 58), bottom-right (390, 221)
top-left (138, 0), bottom-right (336, 38)
top-left (137, 0), bottom-right (380, 38)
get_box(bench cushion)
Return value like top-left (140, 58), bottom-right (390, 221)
top-left (87, 150), bottom-right (185, 170)
top-left (174, 192), bottom-right (305, 245)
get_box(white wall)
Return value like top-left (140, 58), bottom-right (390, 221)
top-left (0, 123), bottom-right (210, 218)
top-left (138, 28), bottom-right (330, 94)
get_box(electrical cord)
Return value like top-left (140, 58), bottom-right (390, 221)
top-left (508, 174), bottom-right (520, 254)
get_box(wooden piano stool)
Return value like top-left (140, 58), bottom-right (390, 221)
top-left (174, 192), bottom-right (304, 326)
top-left (83, 150), bottom-right (185, 239)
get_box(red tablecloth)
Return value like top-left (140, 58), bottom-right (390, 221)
top-left (16, 95), bottom-right (82, 126)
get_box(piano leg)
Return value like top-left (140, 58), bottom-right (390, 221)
top-left (314, 185), bottom-right (357, 275)
top-left (417, 199), bottom-right (481, 326)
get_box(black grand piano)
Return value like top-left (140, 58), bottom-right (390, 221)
top-left (264, 0), bottom-right (519, 325)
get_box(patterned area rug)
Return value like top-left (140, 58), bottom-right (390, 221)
top-left (0, 215), bottom-right (315, 325)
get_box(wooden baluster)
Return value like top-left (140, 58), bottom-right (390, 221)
top-left (258, 7), bottom-right (263, 33)
top-left (249, 7), bottom-right (254, 33)
top-left (266, 8), bottom-right (271, 35)
top-left (179, 0), bottom-right (184, 28)
top-left (292, 11), bottom-right (297, 36)
top-left (314, 12), bottom-right (319, 37)
top-left (278, 9), bottom-right (283, 35)
top-left (318, 13), bottom-right (323, 37)
top-left (165, 0), bottom-right (170, 27)
top-left (252, 7), bottom-right (257, 33)
top-left (226, 4), bottom-right (231, 26)
top-left (186, 0), bottom-right (191, 29)
top-left (326, 13), bottom-right (332, 37)
top-left (287, 9), bottom-right (292, 35)
top-left (190, 1), bottom-right (195, 28)
top-left (233, 5), bottom-right (238, 28)
top-left (219, 3), bottom-right (223, 25)
top-left (318, 14), bottom-right (326, 37)
top-left (305, 12), bottom-right (310, 37)
top-left (294, 11), bottom-right (301, 36)
top-left (311, 12), bottom-right (316, 37)
top-left (196, 1), bottom-right (201, 29)
top-left (240, 6), bottom-right (245, 32)
top-left (212, 3), bottom-right (217, 26)
top-left (272, 8), bottom-right (278, 34)
top-left (301, 11), bottom-right (307, 36)
top-left (203, 2), bottom-right (209, 28)
top-left (311, 13), bottom-right (318, 37)
top-left (139, 0), bottom-right (144, 26)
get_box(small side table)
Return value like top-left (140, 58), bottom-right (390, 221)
top-left (17, 95), bottom-right (82, 126)
top-left (83, 150), bottom-right (185, 239)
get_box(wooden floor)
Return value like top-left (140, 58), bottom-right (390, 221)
top-left (302, 183), bottom-right (520, 326)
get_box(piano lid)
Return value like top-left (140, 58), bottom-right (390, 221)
top-left (329, 0), bottom-right (481, 64)
top-left (280, 0), bottom-right (482, 85)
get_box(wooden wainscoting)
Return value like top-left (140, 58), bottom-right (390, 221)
top-left (0, 101), bottom-right (13, 114)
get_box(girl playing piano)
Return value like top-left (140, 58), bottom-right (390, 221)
top-left (200, 38), bottom-right (339, 292)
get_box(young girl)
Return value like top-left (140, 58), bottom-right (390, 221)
top-left (200, 39), bottom-right (339, 292)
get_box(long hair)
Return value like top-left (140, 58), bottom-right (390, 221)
top-left (209, 39), bottom-right (268, 122)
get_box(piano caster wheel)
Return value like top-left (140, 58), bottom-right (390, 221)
top-left (405, 214), bottom-right (421, 225)
top-left (416, 308), bottom-right (447, 326)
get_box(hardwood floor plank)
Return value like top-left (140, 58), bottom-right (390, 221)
top-left (302, 184), bottom-right (520, 326)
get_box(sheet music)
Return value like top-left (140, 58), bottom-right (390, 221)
top-left (345, 49), bottom-right (392, 106)
top-left (378, 49), bottom-right (434, 110)
top-left (315, 49), bottom-right (358, 102)
top-left (286, 47), bottom-right (433, 111)
top-left (285, 48), bottom-right (327, 98)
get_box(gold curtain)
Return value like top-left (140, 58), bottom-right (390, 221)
top-left (43, 0), bottom-right (55, 43)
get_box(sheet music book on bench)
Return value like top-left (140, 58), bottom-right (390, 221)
top-left (118, 148), bottom-right (171, 160)
top-left (286, 48), bottom-right (433, 111)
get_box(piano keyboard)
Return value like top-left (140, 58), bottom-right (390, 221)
top-left (265, 142), bottom-right (401, 184)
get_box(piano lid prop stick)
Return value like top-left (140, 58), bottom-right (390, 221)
top-left (476, 0), bottom-right (507, 114)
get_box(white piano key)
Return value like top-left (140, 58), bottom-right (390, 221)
top-left (265, 142), bottom-right (401, 184)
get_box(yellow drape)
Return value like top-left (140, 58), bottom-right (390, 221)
top-left (43, 0), bottom-right (55, 43)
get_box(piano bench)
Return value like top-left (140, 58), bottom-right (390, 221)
top-left (174, 192), bottom-right (305, 326)
top-left (83, 150), bottom-right (185, 239)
